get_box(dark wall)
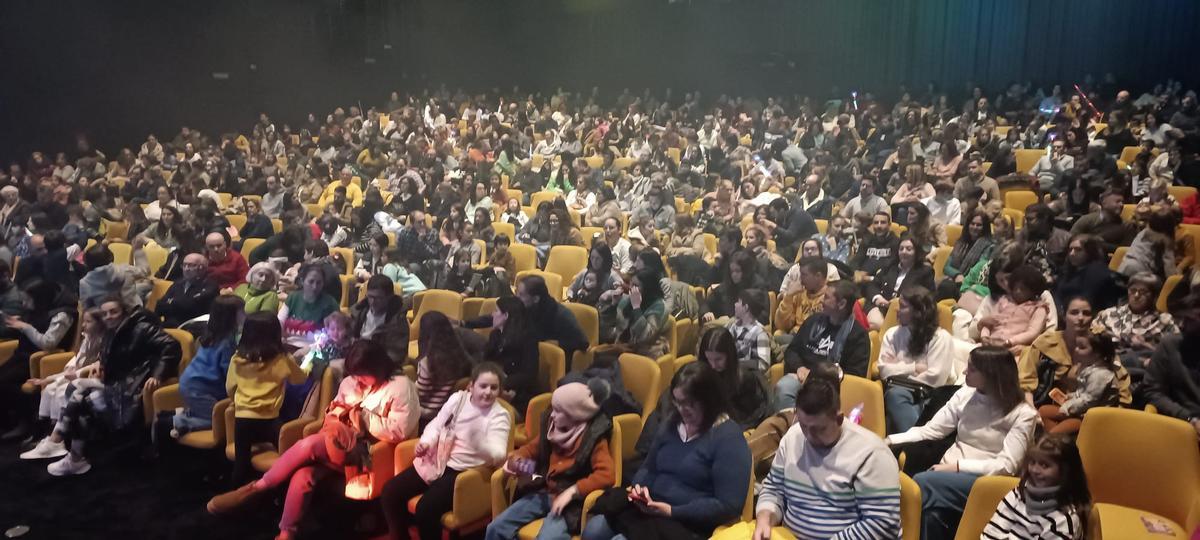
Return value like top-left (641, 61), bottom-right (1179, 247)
top-left (2, 0), bottom-right (1198, 163)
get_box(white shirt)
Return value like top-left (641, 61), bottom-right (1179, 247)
top-left (877, 326), bottom-right (957, 386)
top-left (922, 195), bottom-right (962, 227)
top-left (609, 236), bottom-right (634, 275)
top-left (419, 390), bottom-right (511, 471)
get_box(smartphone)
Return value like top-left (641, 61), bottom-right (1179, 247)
top-left (628, 491), bottom-right (649, 505)
top-left (1048, 388), bottom-right (1068, 405)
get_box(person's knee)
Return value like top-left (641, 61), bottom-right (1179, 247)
top-left (289, 466), bottom-right (319, 490)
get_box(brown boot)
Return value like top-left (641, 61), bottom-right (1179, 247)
top-left (207, 481), bottom-right (267, 514)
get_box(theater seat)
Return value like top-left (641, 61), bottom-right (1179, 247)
top-left (953, 475), bottom-right (1018, 540)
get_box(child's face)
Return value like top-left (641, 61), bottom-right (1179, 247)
top-left (583, 272), bottom-right (599, 290)
top-left (1026, 455), bottom-right (1062, 488)
top-left (327, 322), bottom-right (348, 343)
top-left (1010, 282), bottom-right (1033, 303)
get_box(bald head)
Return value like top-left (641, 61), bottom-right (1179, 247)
top-left (205, 232), bottom-right (229, 262)
top-left (183, 253), bottom-right (208, 281)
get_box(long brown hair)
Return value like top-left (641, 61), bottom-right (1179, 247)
top-left (1020, 435), bottom-right (1091, 521)
top-left (970, 346), bottom-right (1025, 414)
top-left (417, 311), bottom-right (472, 384)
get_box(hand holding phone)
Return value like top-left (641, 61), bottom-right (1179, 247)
top-left (1049, 388), bottom-right (1068, 405)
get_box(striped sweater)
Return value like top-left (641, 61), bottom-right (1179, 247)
top-left (757, 422), bottom-right (901, 540)
top-left (981, 489), bottom-right (1083, 539)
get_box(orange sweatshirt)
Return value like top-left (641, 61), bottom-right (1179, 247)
top-left (511, 436), bottom-right (614, 496)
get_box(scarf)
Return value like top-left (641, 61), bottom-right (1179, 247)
top-left (545, 415), bottom-right (587, 456)
top-left (1023, 483), bottom-right (1061, 517)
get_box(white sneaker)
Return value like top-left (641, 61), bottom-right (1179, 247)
top-left (47, 454), bottom-right (91, 476)
top-left (20, 437), bottom-right (67, 460)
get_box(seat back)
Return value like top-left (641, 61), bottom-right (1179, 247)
top-left (461, 297), bottom-right (488, 321)
top-left (1015, 148), bottom-right (1044, 173)
top-left (143, 243), bottom-right (170, 277)
top-left (618, 353), bottom-right (662, 420)
top-left (1078, 407), bottom-right (1200, 531)
top-left (945, 224), bottom-right (962, 246)
top-left (515, 270), bottom-right (563, 300)
top-left (226, 214), bottom-right (247, 232)
top-left (545, 245), bottom-right (588, 284)
top-left (492, 222), bottom-right (516, 245)
top-left (1003, 190), bottom-right (1039, 213)
top-left (147, 279), bottom-right (173, 311)
top-left (1159, 274), bottom-right (1183, 312)
top-left (840, 375), bottom-right (885, 438)
top-left (410, 290), bottom-right (464, 339)
top-left (932, 245), bottom-right (953, 281)
top-left (102, 219), bottom-right (130, 242)
top-left (240, 237), bottom-right (266, 261)
top-left (529, 191), bottom-right (561, 211)
top-left (952, 475), bottom-right (1019, 540)
top-left (523, 393), bottom-right (552, 443)
top-left (562, 303), bottom-right (600, 348)
top-left (508, 243), bottom-right (538, 275)
top-left (1109, 246), bottom-right (1128, 271)
top-left (109, 242), bottom-right (133, 265)
top-left (164, 328), bottom-right (196, 373)
top-left (330, 247), bottom-right (355, 274)
top-left (537, 342), bottom-right (566, 394)
top-left (900, 472), bottom-right (923, 540)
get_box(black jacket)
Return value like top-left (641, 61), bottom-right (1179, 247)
top-left (102, 308), bottom-right (183, 427)
top-left (350, 295), bottom-right (410, 365)
top-left (727, 367), bottom-right (772, 430)
top-left (1054, 262), bottom-right (1121, 313)
top-left (1143, 334), bottom-right (1200, 421)
top-left (852, 232), bottom-right (900, 278)
top-left (466, 302), bottom-right (588, 360)
top-left (773, 206), bottom-right (818, 262)
top-left (240, 214), bottom-right (275, 240)
top-left (784, 313), bottom-right (870, 378)
top-left (484, 327), bottom-right (540, 412)
top-left (156, 276), bottom-right (219, 328)
top-left (863, 264), bottom-right (936, 303)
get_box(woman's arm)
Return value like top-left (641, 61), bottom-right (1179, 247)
top-left (956, 404), bottom-right (1037, 476)
top-left (886, 387), bottom-right (967, 446)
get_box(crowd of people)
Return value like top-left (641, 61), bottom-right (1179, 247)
top-left (3, 77), bottom-right (1200, 540)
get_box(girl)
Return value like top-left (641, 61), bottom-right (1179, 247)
top-left (415, 311), bottom-right (474, 425)
top-left (1038, 330), bottom-right (1120, 434)
top-left (383, 362), bottom-right (513, 540)
top-left (381, 247), bottom-right (427, 298)
top-left (171, 295), bottom-right (245, 435)
top-left (19, 309), bottom-right (106, 460)
top-left (234, 262), bottom-right (281, 314)
top-left (725, 289), bottom-right (771, 372)
top-left (697, 327), bottom-right (771, 430)
top-left (976, 265), bottom-right (1051, 356)
top-left (208, 340), bottom-right (420, 540)
top-left (981, 435), bottom-right (1088, 539)
top-left (226, 312), bottom-right (310, 484)
top-left (484, 297), bottom-right (539, 414)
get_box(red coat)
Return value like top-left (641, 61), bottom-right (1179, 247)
top-left (208, 249), bottom-right (250, 290)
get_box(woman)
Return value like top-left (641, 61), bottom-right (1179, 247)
top-left (567, 243), bottom-right (624, 302)
top-left (383, 363), bottom-right (512, 540)
top-left (353, 231), bottom-right (390, 281)
top-left (502, 198), bottom-right (529, 229)
top-left (484, 297), bottom-right (539, 414)
top-left (886, 347), bottom-right (1038, 540)
top-left (144, 185), bottom-right (183, 221)
top-left (928, 140), bottom-right (962, 184)
top-left (813, 214), bottom-right (856, 264)
top-left (239, 198), bottom-right (275, 240)
top-left (939, 210), bottom-right (994, 300)
top-left (892, 163), bottom-right (935, 205)
top-left (584, 186), bottom-right (622, 229)
top-left (465, 181), bottom-right (493, 219)
top-left (135, 204), bottom-right (185, 249)
top-left (171, 295), bottom-right (244, 434)
top-left (584, 362), bottom-right (751, 540)
top-left (696, 327), bottom-right (771, 430)
top-left (663, 214), bottom-right (713, 286)
top-left (389, 176), bottom-right (425, 218)
top-left (864, 236), bottom-right (936, 330)
top-left (1053, 234), bottom-right (1120, 313)
top-left (614, 269), bottom-right (670, 359)
top-left (234, 262), bottom-right (281, 314)
top-left (1019, 296), bottom-right (1133, 408)
top-left (566, 175), bottom-right (597, 215)
top-left (208, 340), bottom-right (419, 540)
top-left (473, 207), bottom-right (496, 251)
top-left (905, 201), bottom-right (945, 255)
top-left (546, 161), bottom-right (575, 194)
top-left (878, 287), bottom-right (958, 434)
top-left (415, 311), bottom-right (474, 424)
top-left (703, 250), bottom-right (763, 323)
top-left (1092, 272), bottom-right (1179, 375)
top-left (981, 435), bottom-right (1088, 539)
top-left (278, 266), bottom-right (340, 347)
top-left (780, 239), bottom-right (843, 294)
top-left (42, 296), bottom-right (182, 475)
top-left (548, 208), bottom-right (584, 249)
top-left (976, 265), bottom-right (1052, 356)
top-left (19, 309), bottom-right (106, 459)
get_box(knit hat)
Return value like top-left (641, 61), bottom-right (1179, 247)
top-left (551, 379), bottom-right (610, 423)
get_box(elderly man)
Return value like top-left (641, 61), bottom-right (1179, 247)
top-left (205, 231), bottom-right (249, 290)
top-left (318, 166), bottom-right (363, 208)
top-left (155, 252), bottom-right (219, 328)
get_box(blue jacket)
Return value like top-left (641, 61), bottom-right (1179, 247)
top-left (179, 338), bottom-right (237, 403)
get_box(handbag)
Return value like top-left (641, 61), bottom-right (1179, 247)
top-left (413, 392), bottom-right (466, 483)
top-left (885, 375), bottom-right (934, 402)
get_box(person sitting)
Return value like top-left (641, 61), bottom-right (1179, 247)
top-left (170, 295), bottom-right (243, 435)
top-left (1069, 189), bottom-right (1137, 253)
top-left (79, 243), bottom-right (145, 309)
top-left (238, 197), bottom-right (275, 240)
top-left (879, 287), bottom-right (958, 434)
top-left (1118, 203), bottom-right (1183, 280)
top-left (204, 230), bottom-right (250, 291)
top-left (381, 247), bottom-right (427, 298)
top-left (696, 327), bottom-right (771, 430)
top-left (864, 236), bottom-right (935, 330)
top-left (414, 311), bottom-right (474, 425)
top-left (278, 266), bottom-right (340, 348)
top-left (840, 177), bottom-right (890, 221)
top-left (483, 296), bottom-right (539, 415)
top-left (208, 340), bottom-right (419, 540)
top-left (350, 274), bottom-right (410, 365)
top-left (567, 244), bottom-right (625, 302)
top-left (776, 281), bottom-right (869, 410)
top-left (851, 212), bottom-right (900, 280)
top-left (974, 264), bottom-right (1052, 356)
top-left (664, 214), bottom-right (714, 286)
top-left (1053, 234), bottom-right (1121, 313)
top-left (981, 434), bottom-right (1088, 539)
top-left (613, 269), bottom-right (671, 359)
top-left (134, 204), bottom-right (186, 250)
top-left (294, 239), bottom-right (343, 301)
top-left (18, 308), bottom-right (105, 459)
top-left (751, 376), bottom-right (901, 540)
top-left (156, 252), bottom-right (220, 328)
top-left (886, 347), bottom-right (1038, 540)
top-left (702, 250), bottom-right (764, 324)
top-left (465, 274), bottom-right (589, 362)
top-left (775, 257), bottom-right (828, 337)
top-left (234, 262), bottom-right (281, 314)
top-left (1037, 329), bottom-right (1121, 434)
top-left (40, 295), bottom-right (182, 476)
top-left (485, 380), bottom-right (615, 540)
top-left (938, 210), bottom-right (995, 301)
top-left (1019, 296), bottom-right (1133, 409)
top-left (584, 362), bottom-right (751, 540)
top-left (1091, 272), bottom-right (1179, 376)
top-left (726, 289), bottom-right (772, 372)
top-left (1143, 292), bottom-right (1200, 439)
top-left (383, 362), bottom-right (512, 540)
top-left (812, 214), bottom-right (857, 265)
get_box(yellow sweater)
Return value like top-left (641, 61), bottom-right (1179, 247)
top-left (226, 353), bottom-right (310, 419)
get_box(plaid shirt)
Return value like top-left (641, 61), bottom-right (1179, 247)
top-left (1093, 304), bottom-right (1179, 357)
top-left (395, 227), bottom-right (441, 263)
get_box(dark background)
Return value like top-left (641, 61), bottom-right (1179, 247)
top-left (1, 0), bottom-right (1198, 163)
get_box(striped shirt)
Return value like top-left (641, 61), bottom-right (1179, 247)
top-left (982, 489), bottom-right (1083, 539)
top-left (416, 359), bottom-right (456, 422)
top-left (757, 422), bottom-right (901, 540)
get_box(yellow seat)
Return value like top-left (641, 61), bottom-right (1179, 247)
top-left (537, 342), bottom-right (567, 395)
top-left (146, 278), bottom-right (173, 311)
top-left (932, 245), bottom-right (953, 281)
top-left (1015, 148), bottom-right (1044, 174)
top-left (1121, 203), bottom-right (1137, 222)
top-left (580, 227), bottom-right (603, 250)
top-left (0, 340), bottom-right (20, 370)
top-left (673, 317), bottom-right (695, 357)
top-left (1109, 246), bottom-right (1128, 271)
top-left (900, 472), bottom-right (922, 540)
top-left (545, 245), bottom-right (588, 284)
top-left (109, 242), bottom-right (132, 265)
top-left (411, 290), bottom-right (465, 332)
top-left (515, 270), bottom-right (563, 300)
top-left (1168, 185), bottom-right (1198, 203)
top-left (529, 191), bottom-right (560, 211)
top-left (1078, 407), bottom-right (1200, 539)
top-left (1003, 190), bottom-right (1039, 213)
top-left (841, 375), bottom-right (886, 438)
top-left (330, 247), bottom-right (355, 274)
top-left (216, 192), bottom-right (233, 207)
top-left (240, 237), bottom-right (265, 262)
top-left (953, 475), bottom-right (1018, 540)
top-left (141, 328), bottom-right (195, 425)
top-left (303, 203), bottom-right (322, 219)
top-left (102, 219), bottom-right (130, 242)
top-left (814, 219), bottom-right (828, 235)
top-left (22, 351), bottom-right (74, 394)
top-left (945, 224), bottom-right (962, 246)
top-left (879, 299), bottom-right (953, 336)
top-left (515, 392), bottom-right (552, 448)
top-left (461, 297), bottom-right (489, 321)
top-left (509, 243), bottom-right (538, 275)
top-left (226, 214), bottom-right (247, 233)
top-left (271, 218), bottom-right (282, 234)
top-left (619, 353), bottom-right (662, 420)
top-left (563, 303), bottom-right (600, 371)
top-left (656, 353), bottom-right (675, 395)
top-left (143, 243), bottom-right (169, 277)
top-left (1158, 274), bottom-right (1183, 312)
top-left (1001, 207), bottom-right (1024, 229)
top-left (492, 222), bottom-right (516, 244)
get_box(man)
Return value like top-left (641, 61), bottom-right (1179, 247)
top-left (922, 179), bottom-right (961, 227)
top-left (850, 212), bottom-right (900, 279)
top-left (775, 257), bottom-right (827, 336)
top-left (953, 157), bottom-right (1000, 204)
top-left (1018, 204), bottom-right (1071, 271)
top-left (1070, 189), bottom-right (1137, 252)
top-left (797, 174), bottom-right (832, 220)
top-left (350, 274), bottom-right (410, 365)
top-left (204, 231), bottom-right (250, 290)
top-left (840, 177), bottom-right (890, 221)
top-left (394, 210), bottom-right (441, 270)
top-left (754, 375), bottom-right (901, 540)
top-left (318, 167), bottom-right (364, 208)
top-left (156, 253), bottom-right (219, 328)
top-left (79, 244), bottom-right (143, 309)
top-left (777, 138), bottom-right (808, 177)
top-left (630, 183), bottom-right (676, 234)
top-left (1144, 292), bottom-right (1200, 439)
top-left (602, 217), bottom-right (633, 276)
top-left (765, 197), bottom-right (817, 264)
top-left (260, 175), bottom-right (286, 219)
top-left (464, 274), bottom-right (588, 360)
top-left (1029, 138), bottom-right (1074, 192)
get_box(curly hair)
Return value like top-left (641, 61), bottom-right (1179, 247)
top-left (900, 286), bottom-right (939, 357)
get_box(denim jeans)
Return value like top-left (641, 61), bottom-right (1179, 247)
top-left (773, 373), bottom-right (801, 412)
top-left (884, 385), bottom-right (926, 435)
top-left (581, 515), bottom-right (628, 540)
top-left (485, 492), bottom-right (571, 540)
top-left (913, 470), bottom-right (980, 540)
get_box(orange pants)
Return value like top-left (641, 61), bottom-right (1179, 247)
top-left (1038, 404), bottom-right (1083, 434)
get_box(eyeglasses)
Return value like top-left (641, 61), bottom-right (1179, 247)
top-left (1128, 288), bottom-right (1153, 297)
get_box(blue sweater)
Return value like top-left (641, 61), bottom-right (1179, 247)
top-left (179, 338), bottom-right (236, 402)
top-left (632, 419), bottom-right (751, 532)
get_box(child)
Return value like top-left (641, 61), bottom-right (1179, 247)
top-left (1038, 330), bottom-right (1120, 434)
top-left (726, 289), bottom-right (771, 372)
top-left (381, 247), bottom-right (427, 298)
top-left (981, 434), bottom-right (1088, 538)
top-left (568, 270), bottom-right (604, 304)
top-left (227, 312), bottom-right (310, 484)
top-left (484, 380), bottom-right (615, 540)
top-left (285, 311), bottom-right (354, 421)
top-left (488, 233), bottom-right (517, 285)
top-left (440, 249), bottom-right (478, 296)
top-left (977, 265), bottom-right (1051, 356)
top-left (20, 308), bottom-right (106, 460)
